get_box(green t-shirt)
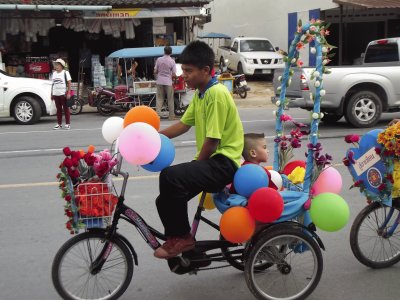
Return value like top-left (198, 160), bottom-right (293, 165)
top-left (181, 83), bottom-right (244, 167)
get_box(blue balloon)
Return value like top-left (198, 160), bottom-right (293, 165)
top-left (142, 134), bottom-right (175, 172)
top-left (233, 164), bottom-right (269, 198)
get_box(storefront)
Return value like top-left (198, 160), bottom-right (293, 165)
top-left (0, 1), bottom-right (210, 84)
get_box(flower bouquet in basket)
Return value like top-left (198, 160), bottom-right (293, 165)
top-left (57, 145), bottom-right (119, 234)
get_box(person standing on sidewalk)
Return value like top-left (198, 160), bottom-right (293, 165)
top-left (154, 46), bottom-right (177, 120)
top-left (51, 58), bottom-right (72, 130)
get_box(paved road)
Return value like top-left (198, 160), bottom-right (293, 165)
top-left (1, 108), bottom-right (400, 300)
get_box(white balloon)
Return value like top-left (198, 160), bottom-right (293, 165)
top-left (102, 117), bottom-right (124, 144)
top-left (269, 170), bottom-right (283, 190)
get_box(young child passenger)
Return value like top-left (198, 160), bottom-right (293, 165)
top-left (154, 41), bottom-right (244, 259)
top-left (230, 133), bottom-right (277, 192)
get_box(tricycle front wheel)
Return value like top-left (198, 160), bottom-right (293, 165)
top-left (52, 231), bottom-right (133, 300)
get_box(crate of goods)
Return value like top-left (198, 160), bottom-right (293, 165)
top-left (70, 82), bottom-right (83, 97)
top-left (134, 81), bottom-right (157, 94)
top-left (218, 77), bottom-right (234, 94)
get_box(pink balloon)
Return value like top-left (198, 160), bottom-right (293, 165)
top-left (312, 166), bottom-right (342, 195)
top-left (118, 122), bottom-right (161, 165)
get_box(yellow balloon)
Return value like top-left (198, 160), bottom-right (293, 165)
top-left (198, 192), bottom-right (216, 210)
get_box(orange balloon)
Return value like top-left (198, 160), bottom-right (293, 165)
top-left (220, 207), bottom-right (255, 243)
top-left (265, 166), bottom-right (273, 170)
top-left (123, 106), bottom-right (160, 131)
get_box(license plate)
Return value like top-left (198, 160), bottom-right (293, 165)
top-left (262, 69), bottom-right (271, 74)
top-left (240, 81), bottom-right (247, 86)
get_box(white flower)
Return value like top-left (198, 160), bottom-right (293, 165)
top-left (277, 86), bottom-right (282, 91)
top-left (323, 59), bottom-right (329, 65)
top-left (320, 89), bottom-right (326, 96)
top-left (306, 30), bottom-right (310, 34)
top-left (278, 76), bottom-right (282, 82)
top-left (273, 110), bottom-right (277, 116)
top-left (312, 113), bottom-right (319, 119)
top-left (310, 26), bottom-right (317, 32)
top-left (276, 101), bottom-right (281, 106)
top-left (291, 58), bottom-right (297, 64)
top-left (320, 112), bottom-right (325, 119)
top-left (310, 47), bottom-right (317, 54)
top-left (314, 81), bottom-right (321, 88)
top-left (322, 47), bottom-right (328, 53)
top-left (288, 78), bottom-right (292, 86)
top-left (310, 93), bottom-right (314, 100)
top-left (313, 71), bottom-right (320, 78)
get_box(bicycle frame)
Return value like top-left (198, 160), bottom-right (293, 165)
top-left (377, 203), bottom-right (400, 237)
top-left (95, 167), bottom-right (243, 266)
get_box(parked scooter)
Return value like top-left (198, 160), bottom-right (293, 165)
top-left (218, 58), bottom-right (250, 99)
top-left (233, 74), bottom-right (250, 99)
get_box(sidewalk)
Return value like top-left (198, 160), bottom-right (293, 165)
top-left (233, 81), bottom-right (275, 108)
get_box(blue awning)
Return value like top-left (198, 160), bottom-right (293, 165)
top-left (198, 32), bottom-right (231, 39)
top-left (108, 46), bottom-right (186, 59)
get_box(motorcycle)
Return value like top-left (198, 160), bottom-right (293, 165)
top-left (233, 74), bottom-right (250, 99)
top-left (218, 58), bottom-right (250, 99)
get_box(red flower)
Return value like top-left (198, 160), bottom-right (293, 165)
top-left (280, 114), bottom-right (293, 122)
top-left (386, 174), bottom-right (394, 183)
top-left (375, 147), bottom-right (382, 155)
top-left (66, 222), bottom-right (72, 230)
top-left (63, 158), bottom-right (73, 168)
top-left (65, 210), bottom-right (73, 217)
top-left (84, 153), bottom-right (96, 166)
top-left (71, 151), bottom-right (81, 161)
top-left (71, 158), bottom-right (79, 167)
top-left (296, 59), bottom-right (304, 67)
top-left (56, 173), bottom-right (61, 179)
top-left (342, 157), bottom-right (350, 166)
top-left (63, 147), bottom-right (72, 156)
top-left (296, 42), bottom-right (304, 50)
top-left (65, 195), bottom-right (72, 202)
top-left (378, 183), bottom-right (387, 191)
top-left (60, 181), bottom-right (65, 188)
top-left (354, 180), bottom-right (363, 187)
top-left (344, 134), bottom-right (360, 144)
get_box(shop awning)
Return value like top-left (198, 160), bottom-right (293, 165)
top-left (333, 0), bottom-right (400, 9)
top-left (198, 32), bottom-right (231, 39)
top-left (0, 0), bottom-right (211, 7)
top-left (108, 45), bottom-right (186, 58)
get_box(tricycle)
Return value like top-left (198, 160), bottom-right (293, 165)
top-left (52, 20), bottom-right (343, 300)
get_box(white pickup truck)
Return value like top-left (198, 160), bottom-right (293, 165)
top-left (0, 70), bottom-right (53, 124)
top-left (216, 37), bottom-right (285, 76)
top-left (272, 37), bottom-right (400, 128)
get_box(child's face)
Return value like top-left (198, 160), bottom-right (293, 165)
top-left (181, 64), bottom-right (211, 89)
top-left (251, 138), bottom-right (269, 163)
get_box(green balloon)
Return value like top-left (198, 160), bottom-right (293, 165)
top-left (309, 193), bottom-right (350, 232)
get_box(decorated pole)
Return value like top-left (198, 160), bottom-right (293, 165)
top-left (273, 19), bottom-right (333, 194)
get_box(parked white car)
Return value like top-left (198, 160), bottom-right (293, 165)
top-left (0, 70), bottom-right (53, 124)
top-left (216, 37), bottom-right (285, 76)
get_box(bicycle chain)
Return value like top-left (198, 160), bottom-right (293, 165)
top-left (196, 264), bottom-right (232, 271)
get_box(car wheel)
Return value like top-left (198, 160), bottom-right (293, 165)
top-left (13, 96), bottom-right (42, 124)
top-left (321, 112), bottom-right (343, 124)
top-left (344, 91), bottom-right (382, 128)
top-left (238, 62), bottom-right (244, 75)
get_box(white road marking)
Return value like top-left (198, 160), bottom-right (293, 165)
top-left (0, 163), bottom-right (346, 189)
top-left (0, 118), bottom-right (308, 135)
